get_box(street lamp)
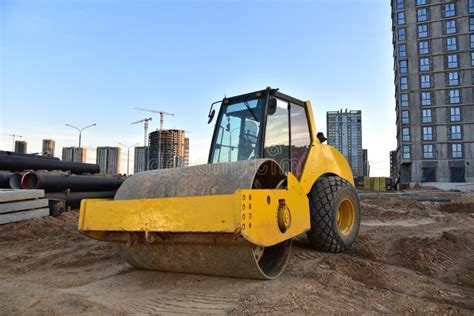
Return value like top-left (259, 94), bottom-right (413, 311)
top-left (65, 123), bottom-right (96, 148)
top-left (119, 142), bottom-right (139, 175)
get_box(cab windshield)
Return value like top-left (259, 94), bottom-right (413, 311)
top-left (210, 98), bottom-right (265, 163)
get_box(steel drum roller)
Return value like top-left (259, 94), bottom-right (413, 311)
top-left (114, 159), bottom-right (291, 279)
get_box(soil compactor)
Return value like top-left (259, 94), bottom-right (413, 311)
top-left (79, 88), bottom-right (361, 279)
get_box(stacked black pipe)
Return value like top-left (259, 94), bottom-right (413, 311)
top-left (0, 151), bottom-right (99, 174)
top-left (0, 151), bottom-right (124, 208)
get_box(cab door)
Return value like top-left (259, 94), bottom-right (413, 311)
top-left (263, 98), bottom-right (290, 172)
top-left (263, 98), bottom-right (311, 178)
top-left (289, 103), bottom-right (311, 178)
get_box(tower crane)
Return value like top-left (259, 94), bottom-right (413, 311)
top-left (134, 108), bottom-right (175, 170)
top-left (134, 108), bottom-right (174, 130)
top-left (3, 134), bottom-right (23, 151)
top-left (131, 117), bottom-right (152, 146)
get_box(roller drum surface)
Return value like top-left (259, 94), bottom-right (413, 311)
top-left (115, 159), bottom-right (292, 279)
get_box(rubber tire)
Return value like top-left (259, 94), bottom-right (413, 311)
top-left (306, 175), bottom-right (361, 253)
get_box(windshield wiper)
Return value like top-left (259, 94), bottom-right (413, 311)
top-left (244, 101), bottom-right (259, 121)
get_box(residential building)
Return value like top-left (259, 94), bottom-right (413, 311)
top-left (42, 139), bottom-right (55, 157)
top-left (62, 147), bottom-right (74, 162)
top-left (96, 146), bottom-right (121, 175)
top-left (391, 0), bottom-right (474, 183)
top-left (134, 146), bottom-right (149, 173)
top-left (149, 129), bottom-right (189, 170)
top-left (62, 147), bottom-right (87, 163)
top-left (14, 141), bottom-right (27, 154)
top-left (326, 110), bottom-right (363, 177)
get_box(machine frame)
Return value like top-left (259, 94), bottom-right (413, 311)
top-left (78, 88), bottom-right (354, 249)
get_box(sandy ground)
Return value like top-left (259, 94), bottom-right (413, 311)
top-left (0, 191), bottom-right (473, 315)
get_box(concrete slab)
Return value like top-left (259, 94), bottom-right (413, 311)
top-left (419, 182), bottom-right (474, 192)
top-left (0, 189), bottom-right (45, 203)
top-left (0, 208), bottom-right (49, 225)
top-left (0, 199), bottom-right (49, 214)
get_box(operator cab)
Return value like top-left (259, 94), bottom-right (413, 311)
top-left (208, 88), bottom-right (313, 179)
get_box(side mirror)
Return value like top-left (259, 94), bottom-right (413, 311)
top-left (317, 132), bottom-right (327, 143)
top-left (208, 100), bottom-right (221, 124)
top-left (268, 98), bottom-right (277, 115)
top-left (208, 109), bottom-right (215, 124)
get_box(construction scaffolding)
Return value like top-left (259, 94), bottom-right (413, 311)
top-left (148, 129), bottom-right (189, 170)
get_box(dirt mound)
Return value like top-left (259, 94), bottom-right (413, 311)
top-left (0, 211), bottom-right (78, 242)
top-left (361, 197), bottom-right (435, 221)
top-left (349, 234), bottom-right (385, 261)
top-left (1, 192), bottom-right (474, 314)
top-left (439, 202), bottom-right (474, 214)
top-left (391, 230), bottom-right (474, 284)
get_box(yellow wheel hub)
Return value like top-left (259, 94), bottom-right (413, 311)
top-left (336, 199), bottom-right (355, 235)
top-left (277, 203), bottom-right (291, 233)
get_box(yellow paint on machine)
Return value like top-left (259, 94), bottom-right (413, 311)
top-left (78, 173), bottom-right (310, 247)
top-left (239, 172), bottom-right (310, 246)
top-left (79, 195), bottom-right (239, 233)
top-left (298, 101), bottom-right (355, 193)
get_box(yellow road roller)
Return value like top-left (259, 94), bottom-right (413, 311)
top-left (79, 87), bottom-right (361, 279)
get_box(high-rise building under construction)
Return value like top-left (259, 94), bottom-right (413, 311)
top-left (148, 129), bottom-right (189, 170)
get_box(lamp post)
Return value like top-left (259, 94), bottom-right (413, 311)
top-left (119, 142), bottom-right (139, 175)
top-left (65, 123), bottom-right (96, 148)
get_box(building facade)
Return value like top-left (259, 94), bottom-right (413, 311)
top-left (327, 110), bottom-right (364, 177)
top-left (96, 146), bottom-right (121, 175)
top-left (14, 141), bottom-right (27, 154)
top-left (391, 0), bottom-right (474, 183)
top-left (62, 147), bottom-right (87, 163)
top-left (148, 129), bottom-right (189, 170)
top-left (42, 139), bottom-right (55, 157)
top-left (134, 146), bottom-right (149, 173)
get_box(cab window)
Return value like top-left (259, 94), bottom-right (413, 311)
top-left (264, 99), bottom-right (290, 172)
top-left (211, 98), bottom-right (265, 163)
top-left (290, 104), bottom-right (311, 178)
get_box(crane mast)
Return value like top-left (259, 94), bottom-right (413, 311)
top-left (131, 117), bottom-right (152, 146)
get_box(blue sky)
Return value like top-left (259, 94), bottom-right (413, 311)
top-left (0, 0), bottom-right (396, 175)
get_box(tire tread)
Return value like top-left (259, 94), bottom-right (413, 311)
top-left (306, 175), bottom-right (354, 253)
